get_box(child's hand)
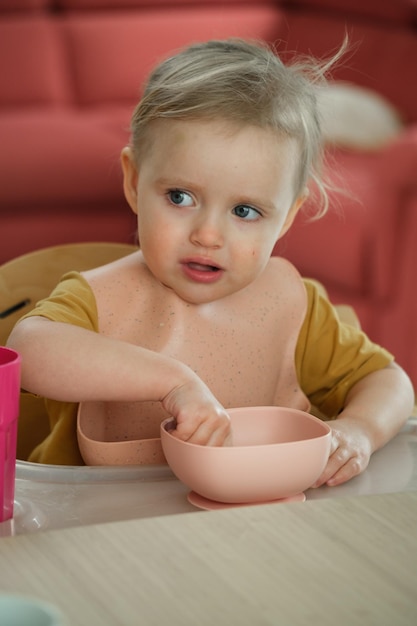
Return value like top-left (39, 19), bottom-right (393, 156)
top-left (161, 378), bottom-right (232, 446)
top-left (312, 363), bottom-right (414, 488)
top-left (312, 418), bottom-right (372, 487)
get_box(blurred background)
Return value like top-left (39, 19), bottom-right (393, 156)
top-left (1, 0), bottom-right (416, 388)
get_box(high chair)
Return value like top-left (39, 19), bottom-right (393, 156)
top-left (0, 242), bottom-right (137, 460)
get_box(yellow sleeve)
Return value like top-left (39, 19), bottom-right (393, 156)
top-left (20, 271), bottom-right (99, 332)
top-left (296, 279), bottom-right (394, 417)
top-left (17, 271), bottom-right (98, 465)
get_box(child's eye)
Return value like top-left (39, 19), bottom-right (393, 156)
top-left (233, 205), bottom-right (261, 220)
top-left (168, 190), bottom-right (193, 207)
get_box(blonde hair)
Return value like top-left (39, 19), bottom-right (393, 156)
top-left (130, 39), bottom-right (344, 217)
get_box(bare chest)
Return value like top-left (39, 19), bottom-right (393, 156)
top-left (86, 258), bottom-right (308, 438)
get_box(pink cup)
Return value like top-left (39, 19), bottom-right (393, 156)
top-left (0, 347), bottom-right (21, 523)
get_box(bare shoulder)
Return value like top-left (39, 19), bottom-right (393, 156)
top-left (82, 250), bottom-right (145, 287)
top-left (261, 256), bottom-right (304, 288)
top-left (81, 251), bottom-right (156, 326)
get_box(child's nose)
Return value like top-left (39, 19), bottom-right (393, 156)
top-left (190, 211), bottom-right (224, 248)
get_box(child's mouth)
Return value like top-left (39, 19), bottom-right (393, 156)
top-left (181, 260), bottom-right (224, 283)
top-left (188, 262), bottom-right (220, 272)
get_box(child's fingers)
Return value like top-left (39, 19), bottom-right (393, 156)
top-left (173, 423), bottom-right (228, 445)
top-left (172, 409), bottom-right (231, 445)
top-left (311, 438), bottom-right (347, 487)
top-left (325, 456), bottom-right (366, 486)
top-left (312, 441), bottom-right (369, 488)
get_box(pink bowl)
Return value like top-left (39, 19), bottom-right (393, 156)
top-left (160, 406), bottom-right (332, 503)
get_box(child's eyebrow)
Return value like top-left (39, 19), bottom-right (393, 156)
top-left (154, 176), bottom-right (196, 190)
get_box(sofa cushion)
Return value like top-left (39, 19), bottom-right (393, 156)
top-left (0, 0), bottom-right (50, 10)
top-left (1, 209), bottom-right (137, 267)
top-left (63, 5), bottom-right (284, 106)
top-left (0, 15), bottom-right (70, 107)
top-left (274, 149), bottom-right (386, 298)
top-left (317, 82), bottom-right (404, 150)
top-left (0, 109), bottom-right (130, 207)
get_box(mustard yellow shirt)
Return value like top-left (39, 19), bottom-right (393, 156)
top-left (20, 272), bottom-right (392, 465)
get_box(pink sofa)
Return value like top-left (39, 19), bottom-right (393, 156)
top-left (1, 0), bottom-right (417, 388)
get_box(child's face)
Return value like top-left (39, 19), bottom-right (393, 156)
top-left (122, 119), bottom-right (305, 305)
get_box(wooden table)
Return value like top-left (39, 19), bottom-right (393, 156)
top-left (0, 491), bottom-right (416, 625)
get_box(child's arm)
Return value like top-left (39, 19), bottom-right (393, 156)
top-left (7, 316), bottom-right (231, 446)
top-left (312, 362), bottom-right (414, 487)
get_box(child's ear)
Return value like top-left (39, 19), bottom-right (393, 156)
top-left (277, 189), bottom-right (309, 240)
top-left (121, 146), bottom-right (139, 215)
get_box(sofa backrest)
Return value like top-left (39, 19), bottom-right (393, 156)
top-left (1, 0), bottom-right (417, 121)
top-left (281, 0), bottom-right (417, 123)
top-left (0, 1), bottom-right (285, 113)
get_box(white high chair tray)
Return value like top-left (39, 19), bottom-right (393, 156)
top-left (2, 417), bottom-right (416, 537)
